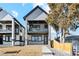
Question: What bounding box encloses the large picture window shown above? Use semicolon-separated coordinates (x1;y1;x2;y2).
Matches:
32;35;42;42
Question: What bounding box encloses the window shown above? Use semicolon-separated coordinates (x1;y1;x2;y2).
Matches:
5;36;11;42
6;25;12;31
15;28;19;33
15;25;19;33
31;25;40;30
32;35;42;42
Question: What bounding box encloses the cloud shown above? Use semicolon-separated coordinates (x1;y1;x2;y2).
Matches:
22;3;26;7
11;10;18;17
32;3;50;13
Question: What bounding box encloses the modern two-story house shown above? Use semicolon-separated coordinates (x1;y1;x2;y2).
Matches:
0;8;25;46
24;6;51;45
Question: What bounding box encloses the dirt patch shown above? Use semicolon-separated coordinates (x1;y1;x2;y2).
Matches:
0;45;42;56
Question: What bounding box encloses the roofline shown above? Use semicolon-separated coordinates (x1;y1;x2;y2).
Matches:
0;8;25;29
23;6;48;20
13;18;25;29
7;12;25;29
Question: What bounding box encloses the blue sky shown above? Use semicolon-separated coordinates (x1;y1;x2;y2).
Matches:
0;3;33;27
0;3;79;36
0;3;50;27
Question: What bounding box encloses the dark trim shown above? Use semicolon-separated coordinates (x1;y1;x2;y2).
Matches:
5;36;11;42
0;8;25;29
31;35;42;42
23;6;48;20
13;18;25;29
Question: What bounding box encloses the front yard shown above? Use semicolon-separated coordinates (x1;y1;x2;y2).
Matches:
0;45;42;56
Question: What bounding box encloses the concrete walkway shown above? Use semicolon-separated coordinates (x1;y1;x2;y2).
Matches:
51;48;72;56
42;46;54;56
42;45;72;56
47;46;72;56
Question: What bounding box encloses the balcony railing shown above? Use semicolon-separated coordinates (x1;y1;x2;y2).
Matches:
27;28;48;33
0;29;12;33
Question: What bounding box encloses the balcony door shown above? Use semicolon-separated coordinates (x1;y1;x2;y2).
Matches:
30;24;40;31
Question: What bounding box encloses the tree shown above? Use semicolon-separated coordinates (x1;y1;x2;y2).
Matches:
47;3;79;43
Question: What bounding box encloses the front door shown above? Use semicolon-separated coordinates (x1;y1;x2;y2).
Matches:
0;36;3;44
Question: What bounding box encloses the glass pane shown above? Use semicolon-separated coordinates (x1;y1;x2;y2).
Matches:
6;36;8;41
39;36;41;41
6;25;12;31
32;35;42;42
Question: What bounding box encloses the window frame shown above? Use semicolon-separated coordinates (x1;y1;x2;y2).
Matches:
31;35;42;42
5;36;11;42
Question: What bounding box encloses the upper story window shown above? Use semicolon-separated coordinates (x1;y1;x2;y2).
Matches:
5;36;11;42
15;25;19;33
30;24;40;30
16;28;19;33
6;25;12;31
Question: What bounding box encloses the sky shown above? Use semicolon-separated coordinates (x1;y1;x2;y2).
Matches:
0;3;79;37
0;3;50;27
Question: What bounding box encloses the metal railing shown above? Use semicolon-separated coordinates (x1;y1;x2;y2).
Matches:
0;29;12;33
27;28;48;33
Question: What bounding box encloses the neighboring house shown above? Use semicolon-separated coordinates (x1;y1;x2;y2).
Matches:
0;8;25;46
24;6;51;45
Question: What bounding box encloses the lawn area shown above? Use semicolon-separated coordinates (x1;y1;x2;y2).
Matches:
0;45;42;56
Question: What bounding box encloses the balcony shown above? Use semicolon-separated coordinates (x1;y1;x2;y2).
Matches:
27;28;48;34
0;29;19;34
0;29;12;33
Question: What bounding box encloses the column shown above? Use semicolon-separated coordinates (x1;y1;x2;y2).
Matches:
59;27;62;43
48;24;51;46
12;19;15;46
25;21;28;45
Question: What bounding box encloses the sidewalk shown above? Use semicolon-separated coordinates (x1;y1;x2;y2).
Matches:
42;46;54;56
47;46;72;56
